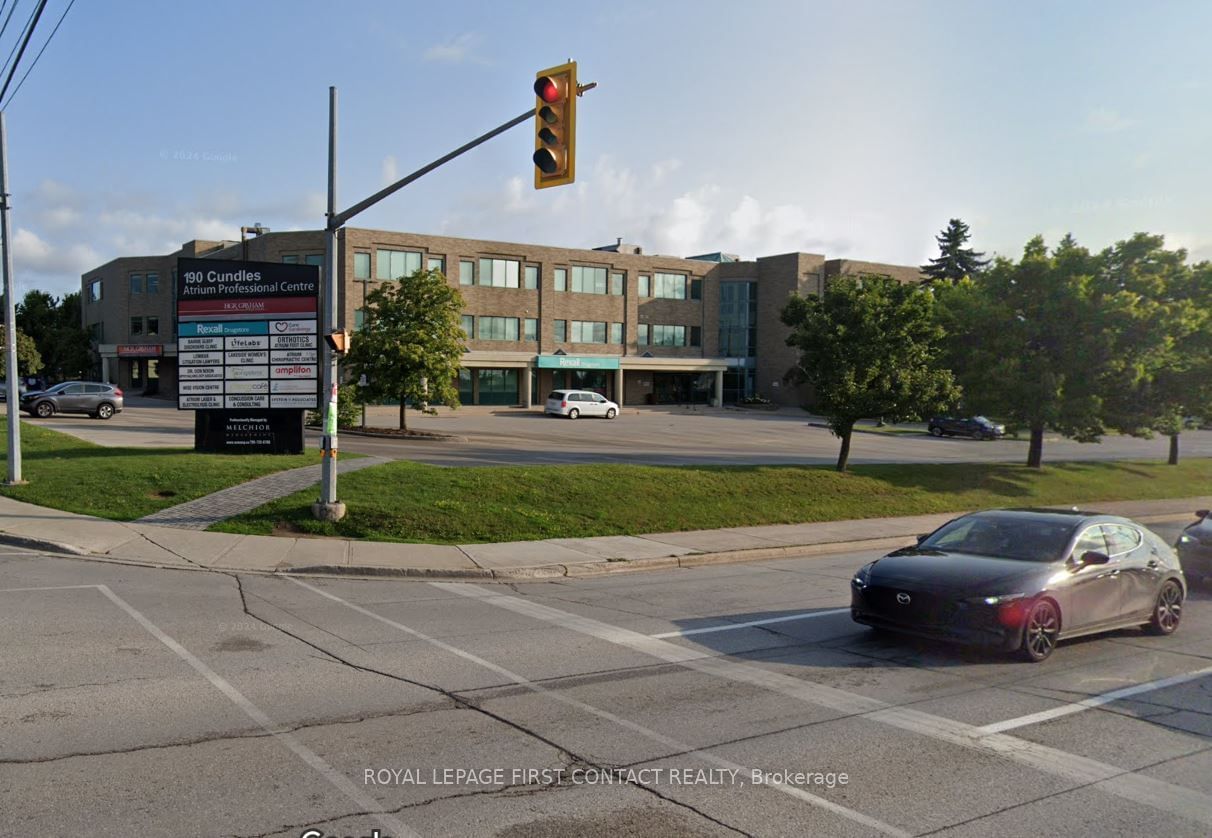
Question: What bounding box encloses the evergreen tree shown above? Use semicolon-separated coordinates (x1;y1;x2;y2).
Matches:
921;218;990;282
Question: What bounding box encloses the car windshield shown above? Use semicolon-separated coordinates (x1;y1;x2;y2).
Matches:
920;516;1075;562
973;416;991;424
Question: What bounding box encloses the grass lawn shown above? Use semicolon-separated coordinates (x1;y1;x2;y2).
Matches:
0;417;323;520
211;457;1212;544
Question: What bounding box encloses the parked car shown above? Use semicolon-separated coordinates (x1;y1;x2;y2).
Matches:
850;508;1186;661
0;380;27;402
545;389;619;419
1176;509;1212;585
928;415;1005;439
20;381;124;419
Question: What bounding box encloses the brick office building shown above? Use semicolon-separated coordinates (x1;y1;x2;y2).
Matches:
81;228;921;408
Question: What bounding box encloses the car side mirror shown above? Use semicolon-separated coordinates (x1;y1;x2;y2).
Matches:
915;534;928;544
1079;550;1110;566
1196;509;1210;519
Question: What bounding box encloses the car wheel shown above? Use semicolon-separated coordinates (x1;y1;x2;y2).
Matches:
567;408;579;420
1146;580;1183;636
929;426;943;437
1020;599;1060;662
96;403;115;420
605;408;617;419
34;401;54;418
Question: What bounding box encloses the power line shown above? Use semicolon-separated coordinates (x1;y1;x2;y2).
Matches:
0;0;45;104
0;2;15;47
0;0;36;88
3;0;73;108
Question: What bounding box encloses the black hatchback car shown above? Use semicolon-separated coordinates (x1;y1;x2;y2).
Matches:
851;509;1186;661
927;415;1005;439
1176;509;1212;585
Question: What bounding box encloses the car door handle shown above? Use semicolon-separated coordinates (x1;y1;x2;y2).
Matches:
1147;559;1160;569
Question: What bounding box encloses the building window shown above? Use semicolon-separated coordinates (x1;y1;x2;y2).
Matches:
130;274;142;294
477;368;518;406
650;324;687;346
146;316;160;336
428;255;445;274
690;278;703;300
554;268;567;291
690;325;701;347
477;316;519;341
87;322;103;341
638;275;650;297
377;248;422;281
553;319;567;342
460;314;474;337
130;316;143;336
570;265;610;295
459;259;475;286
282;255;299;264
354;252;371;279
571;321;607;344
356;309;368;331
305;254;324;281
653;272;687;299
637;324;649;345
719;281;758;357
524;265;538;290
479;258;520;288
147;273;160;294
610;322;623;344
524;318;538;341
610;272;624;296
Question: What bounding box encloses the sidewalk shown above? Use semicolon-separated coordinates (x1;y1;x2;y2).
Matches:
0;494;1207;581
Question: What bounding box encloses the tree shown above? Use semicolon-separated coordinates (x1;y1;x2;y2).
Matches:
921;218;990;282
936;235;1110;468
781;275;959;471
15;290;92;380
0;325;44;377
344;268;466;431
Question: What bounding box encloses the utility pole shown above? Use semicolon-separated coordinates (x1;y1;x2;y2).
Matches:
1;111;23;485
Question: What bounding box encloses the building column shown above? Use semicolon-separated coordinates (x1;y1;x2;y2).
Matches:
615;367;624;406
522;366;533;408
714;369;724;407
101;355;111;383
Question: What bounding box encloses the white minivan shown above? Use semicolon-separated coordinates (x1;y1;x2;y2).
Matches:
545;389;619;419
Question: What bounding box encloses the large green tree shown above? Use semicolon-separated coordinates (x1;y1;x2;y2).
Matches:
344;268;466;430
921;218;990;282
782;275;959;471
936;235;1112;468
15;290;92;380
0;325;44;377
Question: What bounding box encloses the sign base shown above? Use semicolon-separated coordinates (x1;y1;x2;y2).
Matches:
194;410;305;454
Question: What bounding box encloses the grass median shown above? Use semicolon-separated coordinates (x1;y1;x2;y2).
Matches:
210;457;1212;544
0;417;323;520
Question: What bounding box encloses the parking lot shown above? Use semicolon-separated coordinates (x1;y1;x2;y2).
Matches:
2;517;1209;837
11;398;1212;467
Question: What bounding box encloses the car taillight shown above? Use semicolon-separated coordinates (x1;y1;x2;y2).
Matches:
113;388;123;397
561;400;567;407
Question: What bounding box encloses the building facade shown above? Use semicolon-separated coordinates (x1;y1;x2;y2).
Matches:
80;229;922;409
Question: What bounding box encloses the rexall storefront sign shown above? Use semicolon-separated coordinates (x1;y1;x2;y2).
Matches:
536;355;620;370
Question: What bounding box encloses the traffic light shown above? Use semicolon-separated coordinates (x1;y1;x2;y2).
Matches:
324;329;352;356
533;61;577;189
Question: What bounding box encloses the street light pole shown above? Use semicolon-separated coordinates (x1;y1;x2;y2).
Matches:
314;86;344;521
1;111;24;485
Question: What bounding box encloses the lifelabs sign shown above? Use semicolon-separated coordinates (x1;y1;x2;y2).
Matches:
176;257;319;454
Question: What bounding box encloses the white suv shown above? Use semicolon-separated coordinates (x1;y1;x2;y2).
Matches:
545;389;619;419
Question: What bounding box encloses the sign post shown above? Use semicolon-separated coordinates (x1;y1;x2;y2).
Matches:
175;257;320;454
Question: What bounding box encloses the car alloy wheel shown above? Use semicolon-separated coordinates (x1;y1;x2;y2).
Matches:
1147;580;1183;635
97;403;115;420
1020;599;1059;662
929;426;943;437
567;408;579;420
606;408;617;419
34;401;54;418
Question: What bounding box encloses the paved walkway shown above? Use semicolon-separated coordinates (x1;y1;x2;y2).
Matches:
133;456;391;529
0;492;1206;581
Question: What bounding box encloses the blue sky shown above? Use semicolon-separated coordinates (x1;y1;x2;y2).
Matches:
5;0;1211;297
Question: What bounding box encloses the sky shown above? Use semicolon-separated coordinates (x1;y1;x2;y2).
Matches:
3;0;1211;298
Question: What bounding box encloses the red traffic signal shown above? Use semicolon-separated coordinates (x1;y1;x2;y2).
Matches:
533;61;577;189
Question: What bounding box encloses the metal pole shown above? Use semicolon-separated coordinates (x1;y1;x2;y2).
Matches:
1;111;22;485
315;86;343;520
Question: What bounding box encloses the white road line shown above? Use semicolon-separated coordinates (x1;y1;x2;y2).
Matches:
433;582;1212;831
0;584;106;592
288;576;910;838
12;583;418;838
976;664;1212;735
651;608;851;638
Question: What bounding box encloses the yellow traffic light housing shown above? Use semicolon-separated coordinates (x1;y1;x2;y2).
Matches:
533;61;577;189
324;328;352;356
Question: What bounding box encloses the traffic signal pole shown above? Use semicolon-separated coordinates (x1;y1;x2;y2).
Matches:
313;80;594;521
1;112;23;486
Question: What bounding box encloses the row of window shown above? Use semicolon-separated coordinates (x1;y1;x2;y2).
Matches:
448;315;697;346
638;324;701;347
129;316;161;337
129;273;161;294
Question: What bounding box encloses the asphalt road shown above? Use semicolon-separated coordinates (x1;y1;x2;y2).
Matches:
10;399;1212;467
4;522;1211;837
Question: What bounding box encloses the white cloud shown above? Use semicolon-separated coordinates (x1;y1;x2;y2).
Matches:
423;33;485;64
11;228;100;295
1085;107;1136;133
381;155;398;187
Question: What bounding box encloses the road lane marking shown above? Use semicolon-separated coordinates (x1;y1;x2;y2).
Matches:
433;582;1212;830
0;584;108;592
975;664;1212;735
4;583;418;838
288;576;911;837
651;608;851;638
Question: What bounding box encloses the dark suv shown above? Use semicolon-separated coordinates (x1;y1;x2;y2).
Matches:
21;381;125;420
927;415;1005;440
